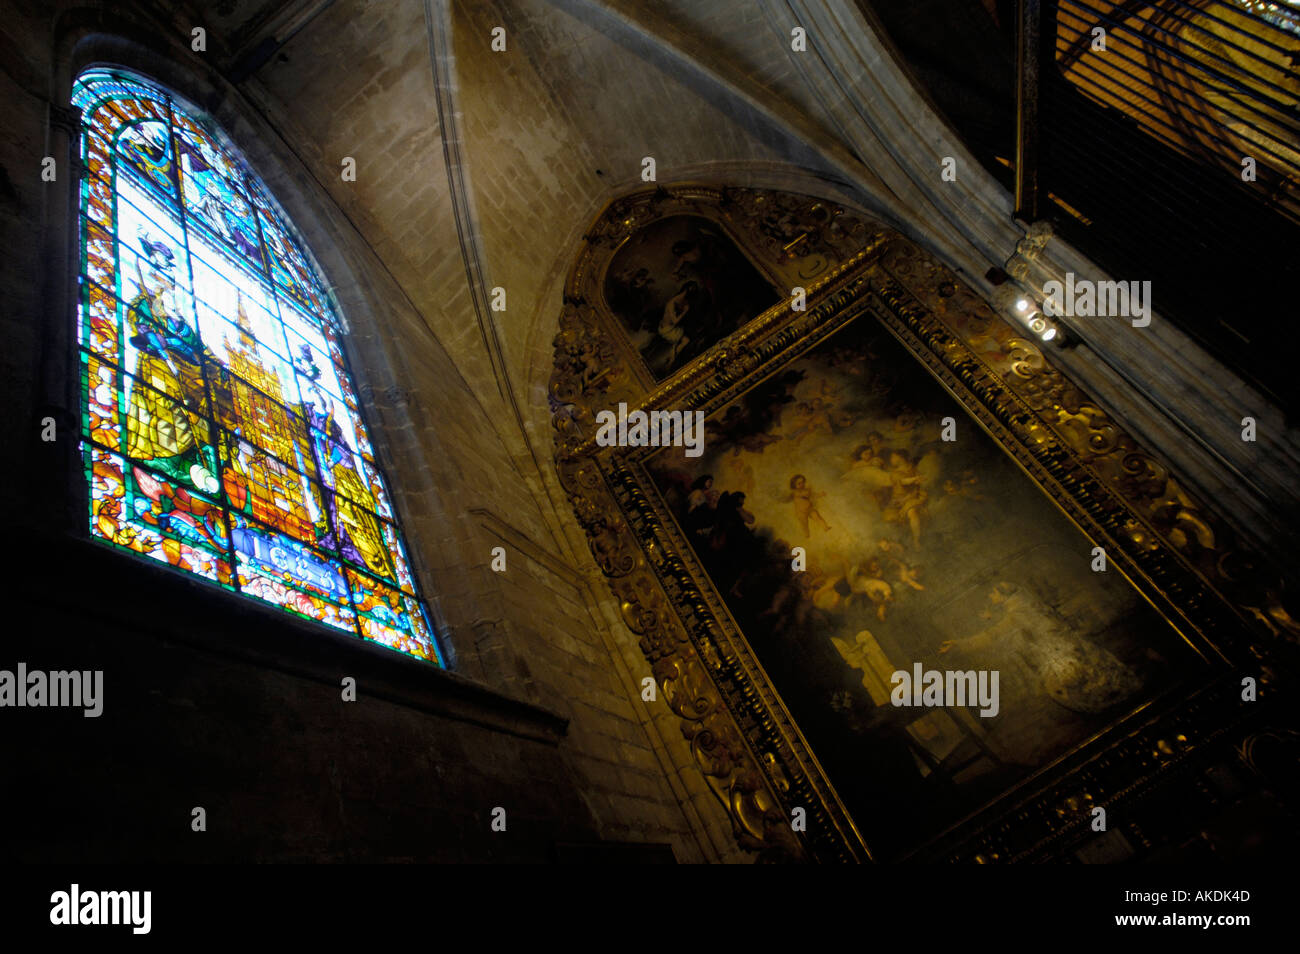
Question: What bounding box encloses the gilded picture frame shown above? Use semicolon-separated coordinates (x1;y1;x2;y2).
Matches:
550;185;1292;862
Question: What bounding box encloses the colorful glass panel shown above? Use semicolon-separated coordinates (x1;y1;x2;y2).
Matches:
73;68;442;665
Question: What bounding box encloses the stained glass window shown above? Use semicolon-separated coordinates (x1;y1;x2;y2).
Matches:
72;67;443;665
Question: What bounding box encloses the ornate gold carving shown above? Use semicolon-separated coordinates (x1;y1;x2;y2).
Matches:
551;185;1292;862
718;187;879;282
876;238;1299;653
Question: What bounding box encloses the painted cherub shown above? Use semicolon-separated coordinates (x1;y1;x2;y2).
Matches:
844;563;894;621
783;474;831;536
882;450;929;547
877;537;925;592
785;380;847;443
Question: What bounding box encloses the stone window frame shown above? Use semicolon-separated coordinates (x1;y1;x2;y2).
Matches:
28;18;563;734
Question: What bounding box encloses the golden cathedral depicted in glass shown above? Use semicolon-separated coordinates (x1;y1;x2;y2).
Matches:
73;67;440;664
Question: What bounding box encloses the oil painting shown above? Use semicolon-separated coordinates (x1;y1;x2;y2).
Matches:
645;318;1204;858
603;215;778;378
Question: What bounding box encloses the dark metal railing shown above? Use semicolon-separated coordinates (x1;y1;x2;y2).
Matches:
1015;0;1300;413
1051;0;1300;217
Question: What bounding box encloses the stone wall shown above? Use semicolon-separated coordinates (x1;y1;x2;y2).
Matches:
3;0;1292;864
0;0;749;863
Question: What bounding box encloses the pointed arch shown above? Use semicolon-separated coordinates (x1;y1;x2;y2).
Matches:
72;67;442;665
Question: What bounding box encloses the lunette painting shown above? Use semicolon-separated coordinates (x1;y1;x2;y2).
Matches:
644;317;1206;858
603;214;778;379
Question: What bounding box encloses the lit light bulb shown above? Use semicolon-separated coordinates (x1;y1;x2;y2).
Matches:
1015;299;1030;312
1041;328;1057;342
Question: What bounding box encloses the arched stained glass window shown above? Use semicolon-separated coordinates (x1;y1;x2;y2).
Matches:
72;67;443;665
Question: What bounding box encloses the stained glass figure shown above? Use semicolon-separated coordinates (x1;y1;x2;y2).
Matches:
73;68;442;665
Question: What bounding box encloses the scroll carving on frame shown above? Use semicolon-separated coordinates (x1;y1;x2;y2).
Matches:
550;185;1294;862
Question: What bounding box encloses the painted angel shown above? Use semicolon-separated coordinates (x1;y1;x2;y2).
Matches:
782;474;831;536
844;445;939;546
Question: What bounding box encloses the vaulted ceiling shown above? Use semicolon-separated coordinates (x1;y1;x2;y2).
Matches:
188;0;1026;562
3;0;1292;573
